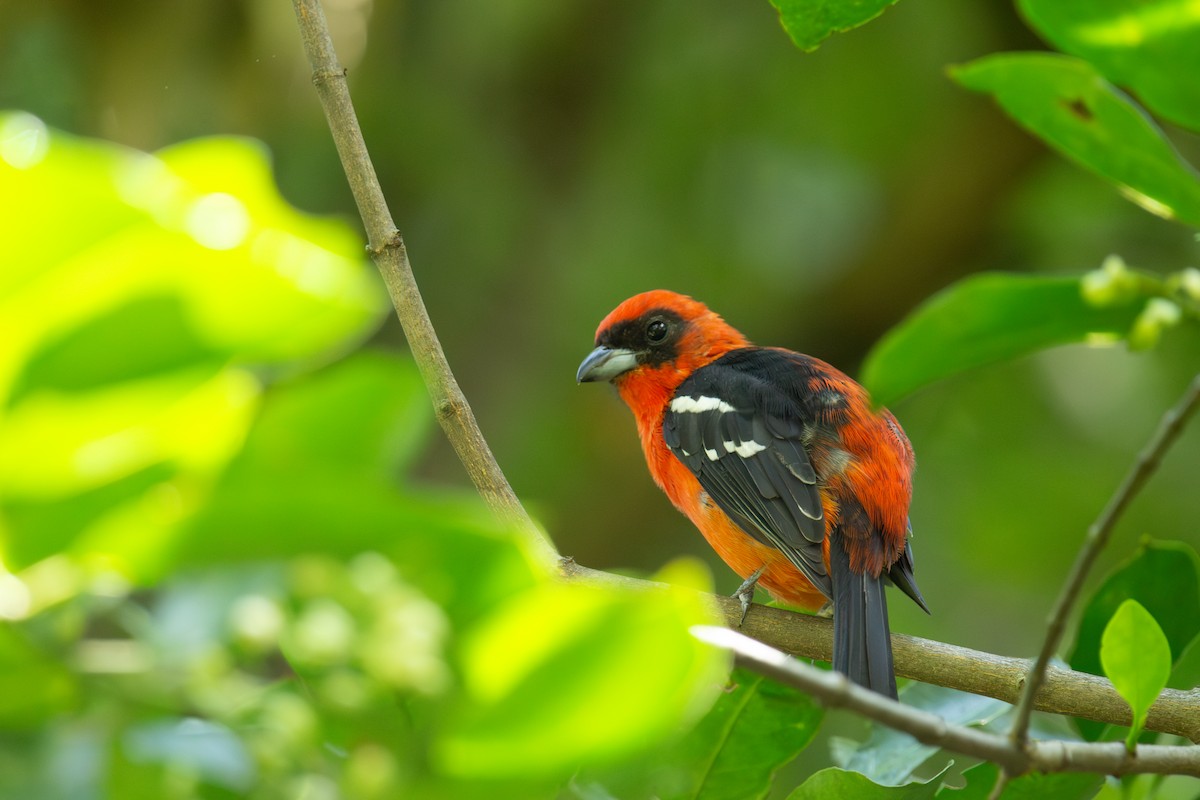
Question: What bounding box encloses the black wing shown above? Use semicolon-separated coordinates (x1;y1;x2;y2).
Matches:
662;350;830;598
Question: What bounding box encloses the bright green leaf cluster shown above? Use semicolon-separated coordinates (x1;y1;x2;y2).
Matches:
0;117;732;799
0;110;387;581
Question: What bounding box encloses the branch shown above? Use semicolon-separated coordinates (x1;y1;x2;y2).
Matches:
559;560;1200;743
290;0;553;563
692;626;1200;779
1010;372;1200;750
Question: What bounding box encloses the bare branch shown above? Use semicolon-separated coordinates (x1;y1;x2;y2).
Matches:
559;560;1200;742
1011;373;1200;749
289;0;553;562
693;626;1200;779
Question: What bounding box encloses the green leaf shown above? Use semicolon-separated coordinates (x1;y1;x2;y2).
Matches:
566;666;821;800
942;762;1102;800
787;767;942;800
435;580;729;780
831;683;1007;786
220;350;433;480
951;53;1200;227
1070;539;1200;739
860;272;1142;407
1168;631;1200;691
768;0;900;52
1070;539;1200;680
0;624;78;728
0;114;386;580
673;668;822;800
1100;599;1172;749
1018;0;1200;131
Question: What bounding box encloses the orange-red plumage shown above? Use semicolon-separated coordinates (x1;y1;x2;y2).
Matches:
578;290;926;698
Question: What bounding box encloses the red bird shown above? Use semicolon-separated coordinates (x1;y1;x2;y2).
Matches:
577;290;927;698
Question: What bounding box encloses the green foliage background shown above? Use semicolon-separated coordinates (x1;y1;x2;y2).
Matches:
2;1;1200;798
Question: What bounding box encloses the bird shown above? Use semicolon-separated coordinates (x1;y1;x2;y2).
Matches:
576;290;928;698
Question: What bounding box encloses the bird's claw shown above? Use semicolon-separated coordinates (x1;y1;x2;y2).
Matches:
733;566;766;626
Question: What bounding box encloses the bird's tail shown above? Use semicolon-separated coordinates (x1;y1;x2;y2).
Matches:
830;529;897;699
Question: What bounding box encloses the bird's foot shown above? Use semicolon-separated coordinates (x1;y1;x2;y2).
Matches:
733;566;766;626
815;601;834;619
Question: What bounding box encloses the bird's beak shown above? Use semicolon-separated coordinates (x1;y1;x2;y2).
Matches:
576;346;639;383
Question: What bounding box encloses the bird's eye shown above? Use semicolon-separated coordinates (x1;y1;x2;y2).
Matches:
646;319;669;343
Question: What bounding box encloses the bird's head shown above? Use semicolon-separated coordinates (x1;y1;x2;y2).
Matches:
576;290;750;396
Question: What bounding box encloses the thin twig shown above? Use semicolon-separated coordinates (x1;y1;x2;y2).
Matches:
560;560;1200;742
289;0;554;563
693;626;1200;779
1010;373;1200;752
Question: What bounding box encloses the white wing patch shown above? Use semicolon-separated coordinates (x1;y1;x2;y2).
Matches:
724;439;766;458
670;395;735;414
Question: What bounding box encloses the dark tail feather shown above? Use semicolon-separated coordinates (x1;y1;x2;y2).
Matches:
831;530;897;699
887;539;930;615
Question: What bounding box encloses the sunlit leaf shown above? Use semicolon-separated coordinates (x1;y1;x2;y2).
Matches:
0;113;386;579
223;350;433;479
1100;600;1171;749
436;580;728;780
768;0;901;52
860;273;1143;407
951;53;1200;227
1018;0;1200;131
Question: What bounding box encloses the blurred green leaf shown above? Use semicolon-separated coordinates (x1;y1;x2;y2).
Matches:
7;294;223;404
670;668;822;800
564;664;821;800
831;683;1007;786
1168;631;1200;691
182;479;536;627
768;0;901;52
1017;0;1200;131
951;53;1200;227
860;273;1142;407
787;767;942;799
220;350;433;480
0;114;386;580
122;718;256;793
0;624;77;728
1100;600;1171;749
943;762;1102;800
436;580;728;780
171;351;542;626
